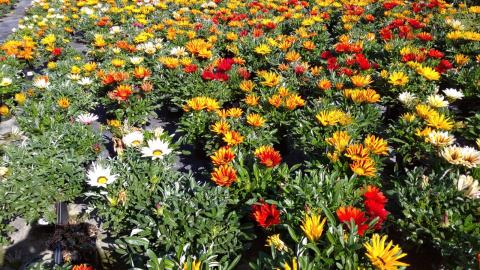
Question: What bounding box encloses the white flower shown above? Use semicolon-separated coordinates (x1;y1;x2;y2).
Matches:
443;88;464;101
397;91;416;106
123;131;144;147
67;74;81;81
33;77;50;89
427;94;449;108
170;46;187;57
86;163;118;188
76;113;99;125
0;78;12;87
109;26;122;34
141;138;172;160
130;56;144;65
77;77;93;86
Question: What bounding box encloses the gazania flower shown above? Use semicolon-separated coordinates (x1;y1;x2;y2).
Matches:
365;135;389;155
76;113;99;125
285;51;301;62
250;201;281;228
77;77;93;87
223;130;244;146
388;72;409;86
183;260;201;270
268;95;283;107
72;265;93;270
83;62;98;72
416;66;440;80
361;185;388;204
415;104;435;119
441;146;464;165
115;85;133;100
254;145;282;167
285;94;305;109
325;130;351;153
0;105;9;116
261;72;281;87
350;158;377;177
301;214;327;242
245;94;260;106
460;147;480;168
427;94;449;108
364;234;409;270
364;199;388;230
57;97;70;109
33;75;50;89
318;78;332;90
254;43;271;55
122;131;144;147
247;113;265;127
336;206;368;236
265;234;287;251
239;80;255;92
454;54;470;66
454;175;476;192
86;163;118;188
111;58;125;67
141;138;172;160
15;92;26;103
211;121;230;134
227;108;243;118
351;75;373;87
398;92;416;107
345;143;370;161
210;147;235;166
426;113;453;130
428;130;455;147
443;88;464;101
133;66;151;79
282;258;297;270
400;113;416;123
417;32;434;41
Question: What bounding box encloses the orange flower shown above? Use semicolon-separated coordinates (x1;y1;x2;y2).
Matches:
278;87;290;97
223;130;244;146
113;71;130;82
344;143;370;161
261;72;281;87
245;94;260;106
239;80;256;92
311;66;322;76
350;158;376;177
133;66;151;79
364;135;389;155
247;113;265;127
268;94;283;107
285;51;301;62
211;121;230;134
115;85;133;100
83;62;98;72
72;265;92;270
318;79;332;90
351;75;373;87
325;130;351;153
303;41;315;50
254;146;282;167
285;94;305;109
210;147;235;166
211;165;237;186
141;81;153;92
336;206;368;236
227;108;243;118
217;109;228;118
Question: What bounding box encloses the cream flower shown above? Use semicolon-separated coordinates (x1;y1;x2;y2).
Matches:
398;92;416;107
76;113;99;125
427;94;449;108
86;163;118;188
141;138;172;160
123;131;144;147
442;88;464;101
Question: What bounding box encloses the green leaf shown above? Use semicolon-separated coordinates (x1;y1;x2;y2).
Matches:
318;201;336;226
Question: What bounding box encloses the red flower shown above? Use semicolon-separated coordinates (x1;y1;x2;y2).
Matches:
364;199;388;230
214;72;229;82
202;70;215;81
184;64;198;73
250;201;281;228
336;206;368;236
52;48;63;56
361;185;388;204
217;59;233;72
428;49;444;58
254;146;282;167
321;51;333;59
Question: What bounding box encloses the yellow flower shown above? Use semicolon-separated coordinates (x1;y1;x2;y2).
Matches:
239;80;256;92
351;75;373;87
70;65;81;74
454;54;470;66
57;97;70;109
325;130;351;153
41;34;55;45
426;113;454;130
83;62;98;72
0;105;9;116
15;92;26;103
111;59;125;67
301;214;327;242
47;62;56;69
261;72;281;87
254;43;271;55
400;113;416;123
416;66;440;80
247;113;265;127
265;234;287;251
364;234;409;270
380;70;389;79
282;258;297;270
183;259;201;270
388;72;408;86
